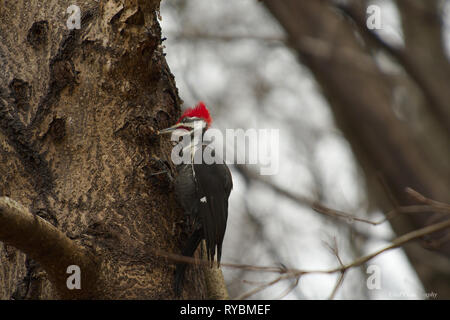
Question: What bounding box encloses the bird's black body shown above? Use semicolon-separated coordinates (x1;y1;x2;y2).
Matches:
174;152;233;295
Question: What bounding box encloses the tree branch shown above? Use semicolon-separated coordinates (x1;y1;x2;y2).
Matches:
154;215;450;299
236;166;448;227
334;2;450;136
0;197;100;299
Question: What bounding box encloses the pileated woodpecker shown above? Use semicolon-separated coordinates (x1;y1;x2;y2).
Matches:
158;102;233;296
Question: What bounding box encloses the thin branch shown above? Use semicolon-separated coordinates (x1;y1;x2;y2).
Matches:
238;217;450;299
0;197;99;299
149;181;450;300
333;219;450;273
161;220;450;275
329;271;346;300
406;187;450;211
154;217;450;299
234;275;286;300
324;237;346;300
152;248;283;273
312;202;382;226
236;166;449;226
236;165;378;224
273;275;300;300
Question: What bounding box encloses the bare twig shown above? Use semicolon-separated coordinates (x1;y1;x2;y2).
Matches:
333;219;450;272
234;275;286;300
406;188;450;210
235;165;382;225
273;275;301;300
329;271;346;300
153;215;450;299
324;237;346;299
237;166;449;227
237;217;450;299
312;202;382;225
149;179;450;300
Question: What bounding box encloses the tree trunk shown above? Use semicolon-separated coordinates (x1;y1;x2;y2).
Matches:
0;0;222;299
263;0;450;298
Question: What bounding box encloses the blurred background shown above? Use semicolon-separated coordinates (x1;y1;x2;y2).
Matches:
160;0;450;299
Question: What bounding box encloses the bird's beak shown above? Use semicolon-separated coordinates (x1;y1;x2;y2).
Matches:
158;123;181;135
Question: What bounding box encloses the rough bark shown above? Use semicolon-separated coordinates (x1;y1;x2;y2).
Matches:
0;197;99;299
0;0;225;299
263;0;450;298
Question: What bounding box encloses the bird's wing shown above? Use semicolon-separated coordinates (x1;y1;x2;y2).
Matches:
193;162;232;265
